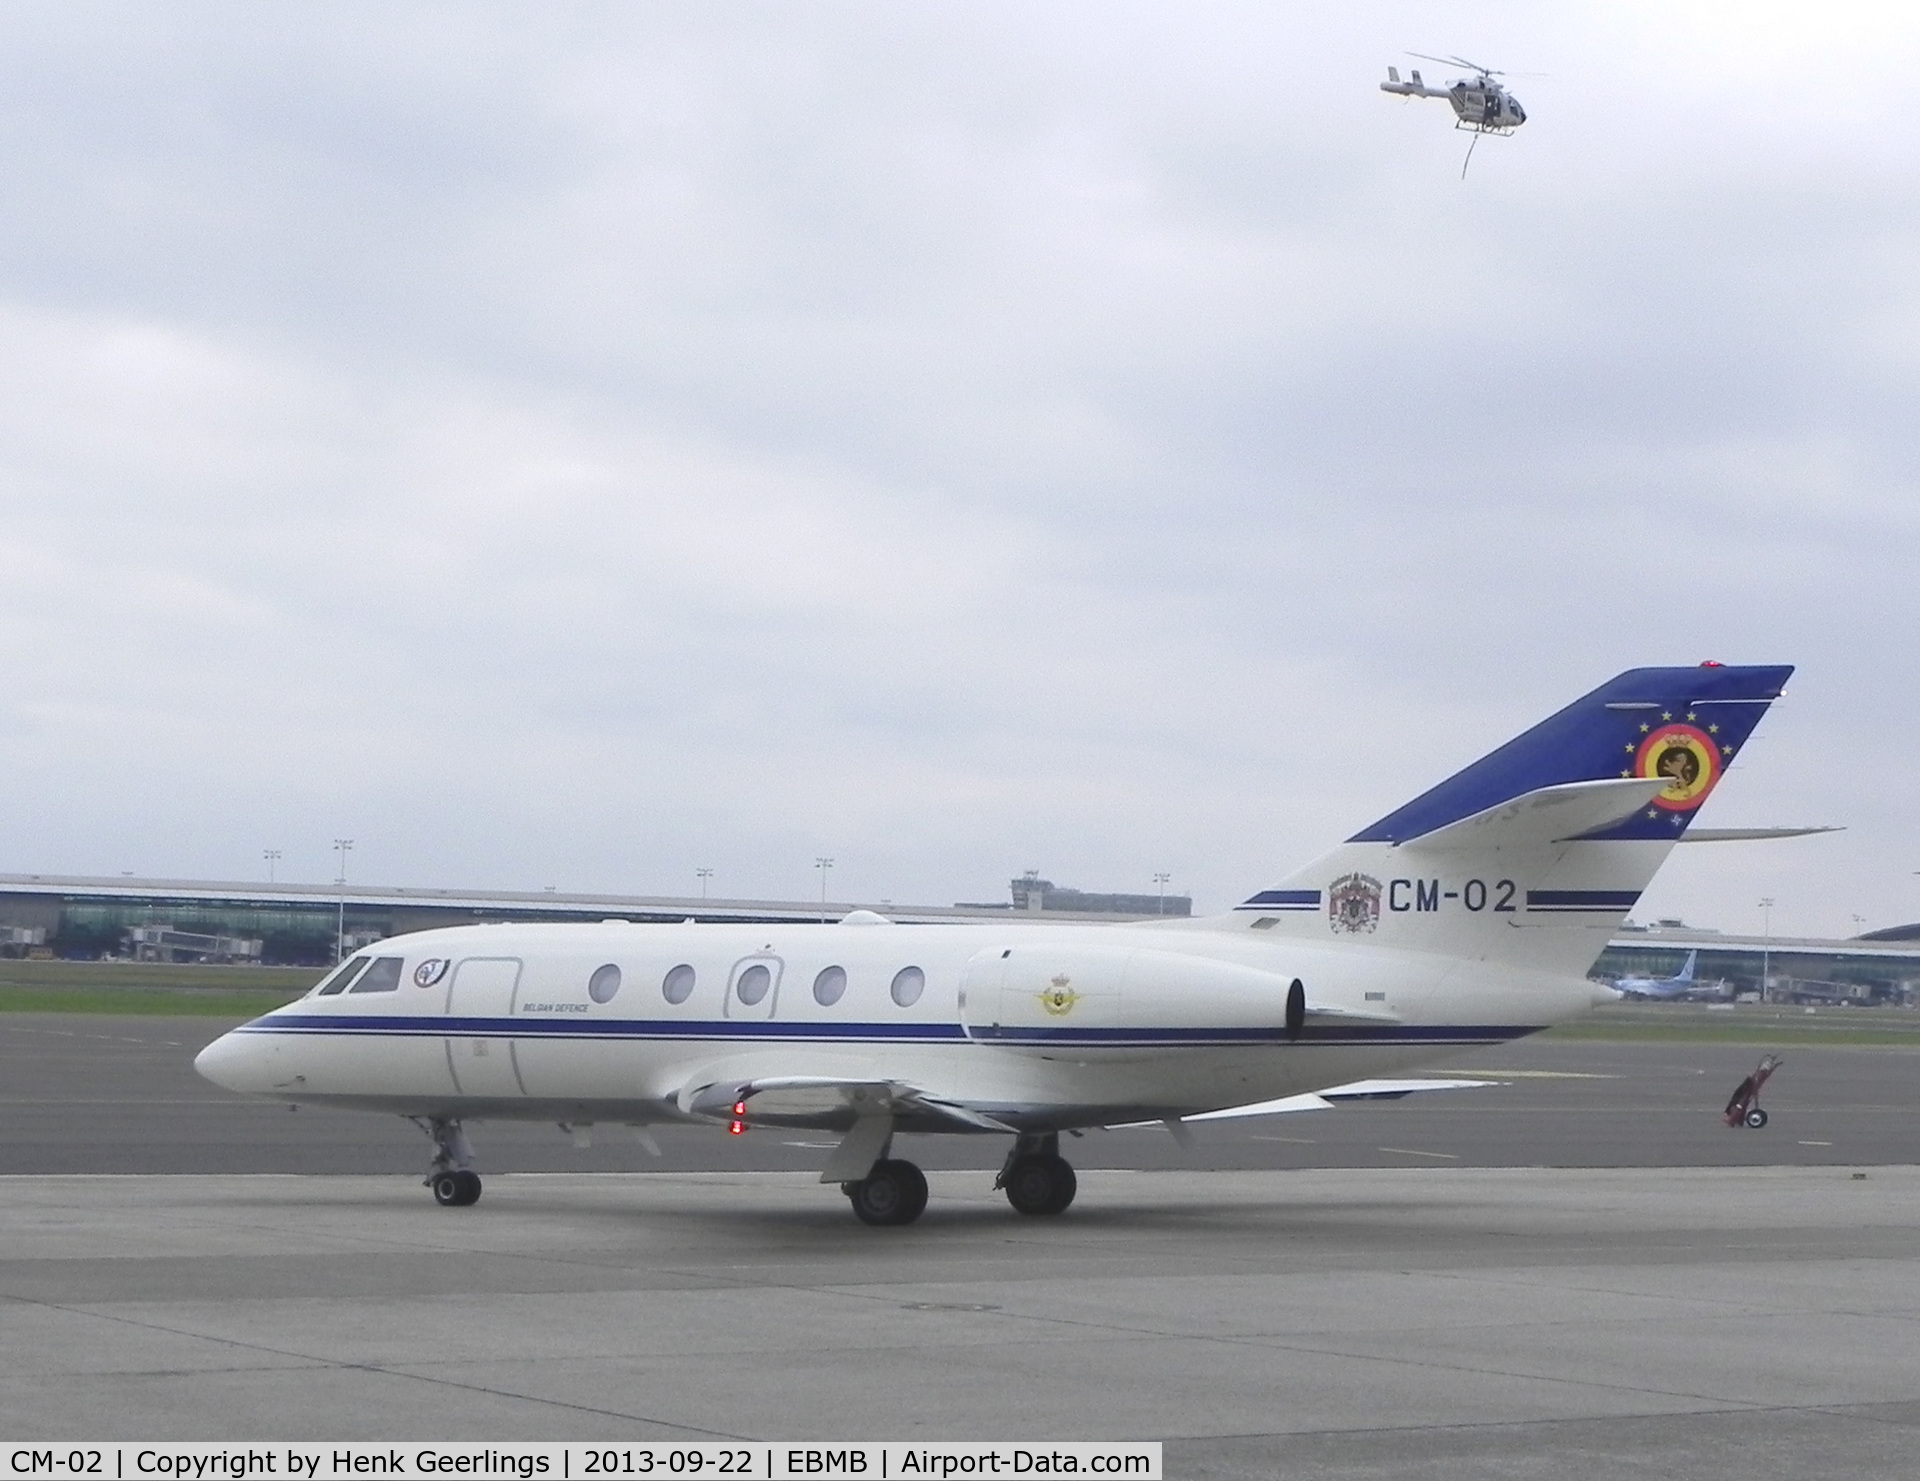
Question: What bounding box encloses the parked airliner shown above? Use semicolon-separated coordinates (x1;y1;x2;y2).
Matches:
196;663;1793;1225
1611;949;1711;1001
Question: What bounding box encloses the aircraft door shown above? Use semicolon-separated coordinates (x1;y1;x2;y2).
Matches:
443;956;526;1098
725;955;782;1021
959;948;1006;1040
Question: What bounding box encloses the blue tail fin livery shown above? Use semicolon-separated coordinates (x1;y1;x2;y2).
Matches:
1241;664;1793;976
1351;664;1793;844
1613;949;1706;1000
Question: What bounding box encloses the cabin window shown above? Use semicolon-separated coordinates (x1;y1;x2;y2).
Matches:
348;956;405;993
662;963;696;1004
315;957;370;996
736;963;772;1005
813;965;847;1006
890;965;925;1007
588;963;622;1004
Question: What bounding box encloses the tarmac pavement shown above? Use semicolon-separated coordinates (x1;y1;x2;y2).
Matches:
4;1014;1919;1477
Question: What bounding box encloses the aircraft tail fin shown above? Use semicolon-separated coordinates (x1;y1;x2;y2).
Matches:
1346;664;1792;846
1228;664;1793;979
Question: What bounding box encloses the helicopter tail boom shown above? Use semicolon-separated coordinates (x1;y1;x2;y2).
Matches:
1381;65;1450;99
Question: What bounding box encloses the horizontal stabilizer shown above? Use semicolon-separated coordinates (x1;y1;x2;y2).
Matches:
1678;826;1843;843
1399;777;1667;851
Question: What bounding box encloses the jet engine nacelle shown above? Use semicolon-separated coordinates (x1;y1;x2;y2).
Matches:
961;943;1302;1046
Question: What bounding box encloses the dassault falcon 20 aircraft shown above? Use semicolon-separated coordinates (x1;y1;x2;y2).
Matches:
197;663;1794;1225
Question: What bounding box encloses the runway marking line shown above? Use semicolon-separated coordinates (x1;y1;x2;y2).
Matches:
1798;1140;1834;1146
1440;1070;1619;1080
1379;1147;1460;1159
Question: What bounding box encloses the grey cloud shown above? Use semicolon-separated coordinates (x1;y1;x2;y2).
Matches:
0;2;1914;930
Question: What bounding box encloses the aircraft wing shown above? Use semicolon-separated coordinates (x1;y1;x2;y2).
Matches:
677;1074;1018;1133
1109;1077;1501;1129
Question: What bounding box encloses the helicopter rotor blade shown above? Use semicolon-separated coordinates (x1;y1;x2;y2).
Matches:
1407;51;1503;76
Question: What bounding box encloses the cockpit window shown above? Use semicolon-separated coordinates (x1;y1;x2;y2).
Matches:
348;956;405;993
315;957;370;996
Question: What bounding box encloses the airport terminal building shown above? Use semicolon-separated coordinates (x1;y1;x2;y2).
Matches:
1596;923;1920;1006
0;871;1192;966
2;872;1915;1003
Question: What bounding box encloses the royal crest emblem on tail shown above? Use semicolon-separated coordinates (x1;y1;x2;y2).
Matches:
1328;872;1383;934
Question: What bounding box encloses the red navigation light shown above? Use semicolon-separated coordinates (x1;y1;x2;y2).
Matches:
1698;659;1724;667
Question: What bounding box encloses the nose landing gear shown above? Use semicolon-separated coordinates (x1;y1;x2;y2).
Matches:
416;1116;482;1206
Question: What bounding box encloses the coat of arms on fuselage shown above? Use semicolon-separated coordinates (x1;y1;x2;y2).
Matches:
1328;872;1383;934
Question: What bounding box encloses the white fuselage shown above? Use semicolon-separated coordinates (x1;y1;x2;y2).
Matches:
195;914;1593;1133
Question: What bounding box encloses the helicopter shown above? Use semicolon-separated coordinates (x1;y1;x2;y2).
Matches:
1381;54;1526;174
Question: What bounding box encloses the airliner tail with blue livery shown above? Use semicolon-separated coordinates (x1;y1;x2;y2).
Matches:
1612;949;1709;1000
196;663;1794;1224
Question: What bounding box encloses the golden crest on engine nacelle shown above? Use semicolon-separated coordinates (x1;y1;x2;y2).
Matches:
1039;973;1081;1016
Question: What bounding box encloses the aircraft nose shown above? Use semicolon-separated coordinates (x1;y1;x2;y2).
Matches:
194;1028;274;1094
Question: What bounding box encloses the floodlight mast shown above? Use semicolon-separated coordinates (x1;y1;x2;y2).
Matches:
334;838;354;964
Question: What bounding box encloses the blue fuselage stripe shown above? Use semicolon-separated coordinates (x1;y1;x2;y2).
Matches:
241;1015;1538;1048
1240;890;1323;908
1526;890;1641;907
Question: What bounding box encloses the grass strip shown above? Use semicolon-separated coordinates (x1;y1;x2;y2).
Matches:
0;987;308;1015
1544;1003;1920;1047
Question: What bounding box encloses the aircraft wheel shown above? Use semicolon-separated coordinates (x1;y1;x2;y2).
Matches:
431;1170;483;1206
1003;1154;1076;1216
1744;1108;1768;1129
849;1159;927;1226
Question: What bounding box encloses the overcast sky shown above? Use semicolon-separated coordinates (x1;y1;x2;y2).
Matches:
0;2;1914;935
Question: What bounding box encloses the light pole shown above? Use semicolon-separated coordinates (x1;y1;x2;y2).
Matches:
263;849;281;884
333;838;354;964
696;867;713;900
1758;896;1775;1001
815;857;834;923
1153;872;1171;915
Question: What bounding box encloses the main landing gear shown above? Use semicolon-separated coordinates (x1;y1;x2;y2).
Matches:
996;1133;1077;1217
417;1116;482;1207
841;1134;1079;1226
844;1158;930;1227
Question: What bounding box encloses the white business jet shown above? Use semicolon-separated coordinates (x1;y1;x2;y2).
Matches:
197;663;1793;1225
